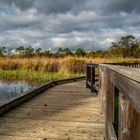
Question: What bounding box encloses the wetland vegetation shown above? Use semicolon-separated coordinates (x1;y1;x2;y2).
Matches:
0;35;139;102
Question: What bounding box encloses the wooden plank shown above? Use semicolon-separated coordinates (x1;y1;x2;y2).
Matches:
0;81;105;140
0;76;85;115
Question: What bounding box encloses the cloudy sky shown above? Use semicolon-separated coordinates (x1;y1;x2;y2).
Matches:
0;0;140;51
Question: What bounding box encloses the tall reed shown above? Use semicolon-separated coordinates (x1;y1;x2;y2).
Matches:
0;56;139;74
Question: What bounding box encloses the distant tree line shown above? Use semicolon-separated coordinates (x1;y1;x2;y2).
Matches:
109;35;140;58
0;35;140;58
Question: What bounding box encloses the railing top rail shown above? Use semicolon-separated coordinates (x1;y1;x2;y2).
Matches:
86;62;140;67
100;64;140;83
105;62;140;65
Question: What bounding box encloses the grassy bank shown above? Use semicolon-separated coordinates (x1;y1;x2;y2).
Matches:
0;70;83;84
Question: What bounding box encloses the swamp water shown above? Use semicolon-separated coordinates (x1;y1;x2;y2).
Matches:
0;81;37;103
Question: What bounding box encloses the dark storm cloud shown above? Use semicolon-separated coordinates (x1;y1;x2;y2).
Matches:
0;0;84;14
0;0;35;10
105;0;140;13
34;0;84;15
0;0;140;50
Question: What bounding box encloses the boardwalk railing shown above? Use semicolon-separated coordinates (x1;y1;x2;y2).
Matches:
86;62;140;140
86;62;140;92
86;63;99;92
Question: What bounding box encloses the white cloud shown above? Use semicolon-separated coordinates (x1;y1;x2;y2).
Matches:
0;0;140;50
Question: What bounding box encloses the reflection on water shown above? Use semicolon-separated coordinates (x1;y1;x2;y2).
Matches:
0;81;34;103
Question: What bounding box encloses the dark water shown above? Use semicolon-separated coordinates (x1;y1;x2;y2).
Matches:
0;81;35;103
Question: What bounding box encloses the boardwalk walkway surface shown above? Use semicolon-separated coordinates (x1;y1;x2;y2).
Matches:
0;81;105;140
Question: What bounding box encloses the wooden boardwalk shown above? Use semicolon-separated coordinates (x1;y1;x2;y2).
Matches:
0;81;105;140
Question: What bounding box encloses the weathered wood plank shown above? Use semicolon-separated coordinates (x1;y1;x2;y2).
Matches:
0;77;85;115
0;81;105;140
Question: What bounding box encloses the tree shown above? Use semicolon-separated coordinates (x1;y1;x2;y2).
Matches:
0;47;6;56
35;48;42;56
119;35;136;58
109;42;123;57
55;47;64;57
16;46;25;55
109;35;140;58
75;48;86;57
6;48;12;56
24;46;34;57
44;50;52;57
129;41;140;58
86;49;95;57
63;48;73;56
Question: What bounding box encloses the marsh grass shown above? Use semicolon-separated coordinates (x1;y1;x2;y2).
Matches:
0;70;83;84
0;56;139;83
0;56;139;73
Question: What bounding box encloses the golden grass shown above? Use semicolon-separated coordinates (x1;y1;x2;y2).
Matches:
0;56;139;74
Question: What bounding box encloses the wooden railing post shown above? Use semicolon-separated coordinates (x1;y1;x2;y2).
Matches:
104;76;115;123
91;67;95;92
103;74;116;140
86;66;90;88
98;67;105;109
118;93;140;140
86;64;98;92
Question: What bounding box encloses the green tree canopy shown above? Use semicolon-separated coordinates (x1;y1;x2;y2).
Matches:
16;46;25;54
35;48;42;56
24;46;34;57
63;48;73;56
0;47;6;56
109;35;140;58
75;48;86;57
